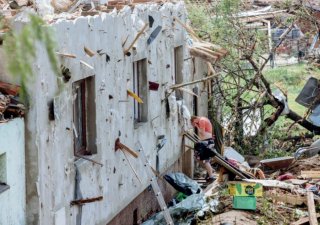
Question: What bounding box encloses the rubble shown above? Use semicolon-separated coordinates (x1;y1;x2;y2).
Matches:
0;81;24;121
138;144;320;224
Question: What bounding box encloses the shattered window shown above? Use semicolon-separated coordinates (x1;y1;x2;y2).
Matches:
73;76;97;156
174;46;184;100
133;59;148;124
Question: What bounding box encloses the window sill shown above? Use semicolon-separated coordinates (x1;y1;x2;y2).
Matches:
134;121;147;129
0;183;10;194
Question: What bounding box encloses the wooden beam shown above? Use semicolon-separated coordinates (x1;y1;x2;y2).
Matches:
56;52;77;58
169;74;220;90
177;87;199;97
301;171;320;179
84;46;95;57
121;149;142;184
75;154;103;167
123;23;149;55
173;16;200;41
194;46;223;59
115;138;139;158
265;191;306;206
307;191;318;225
292;214;320;225
70;196;103;205
193;42;228;55
189;47;218;62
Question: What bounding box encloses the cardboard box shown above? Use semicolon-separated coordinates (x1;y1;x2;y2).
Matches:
228;182;263;197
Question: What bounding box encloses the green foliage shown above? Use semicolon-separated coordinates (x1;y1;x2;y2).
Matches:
261;147;291;159
187;1;320;156
3;14;60;103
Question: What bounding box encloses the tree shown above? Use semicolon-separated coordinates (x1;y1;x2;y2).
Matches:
187;0;320;155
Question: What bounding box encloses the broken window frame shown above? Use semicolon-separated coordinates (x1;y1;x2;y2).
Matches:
174;46;184;100
133;58;148;125
73;76;97;156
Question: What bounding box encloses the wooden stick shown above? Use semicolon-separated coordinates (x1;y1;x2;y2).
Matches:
292;214;320;225
173;16;200;41
307;191;318;225
124;23;149;55
194;46;224;58
193;42;228;55
169;74;220;90
115;138;139;158
79;60;94;70
184;144;194;150
84;46;95;57
75;154;103;167
71;196;103;205
56;52;77;58
207;62;215;76
188;130;200;141
177;87;199;97
121;149;142;184
189;47;218;62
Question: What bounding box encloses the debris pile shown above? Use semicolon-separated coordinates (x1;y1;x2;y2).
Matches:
0;81;25;121
141;143;320;225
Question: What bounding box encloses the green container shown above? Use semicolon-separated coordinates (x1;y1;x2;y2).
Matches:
233;196;256;210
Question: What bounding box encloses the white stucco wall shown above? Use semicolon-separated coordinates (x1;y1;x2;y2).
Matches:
0;118;25;225
22;2;209;225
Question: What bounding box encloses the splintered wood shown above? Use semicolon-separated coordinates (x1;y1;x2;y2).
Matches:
173;16;227;63
265;190;306;206
307;192;318;225
188;40;227;64
301;171;320;179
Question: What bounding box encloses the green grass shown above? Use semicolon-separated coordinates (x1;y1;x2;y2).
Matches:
264;63;320;115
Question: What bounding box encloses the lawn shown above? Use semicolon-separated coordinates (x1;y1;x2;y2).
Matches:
264;63;320;116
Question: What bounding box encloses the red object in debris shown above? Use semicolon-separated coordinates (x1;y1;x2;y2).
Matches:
149;81;159;91
0;81;20;96
227;158;239;168
277;173;294;181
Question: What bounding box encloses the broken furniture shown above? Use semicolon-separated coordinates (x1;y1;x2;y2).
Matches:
260;156;295;170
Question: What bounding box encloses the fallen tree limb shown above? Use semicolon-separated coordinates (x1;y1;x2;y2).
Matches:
286;110;320;134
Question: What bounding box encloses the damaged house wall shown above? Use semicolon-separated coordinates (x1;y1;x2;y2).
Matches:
20;2;209;225
0;118;25;225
